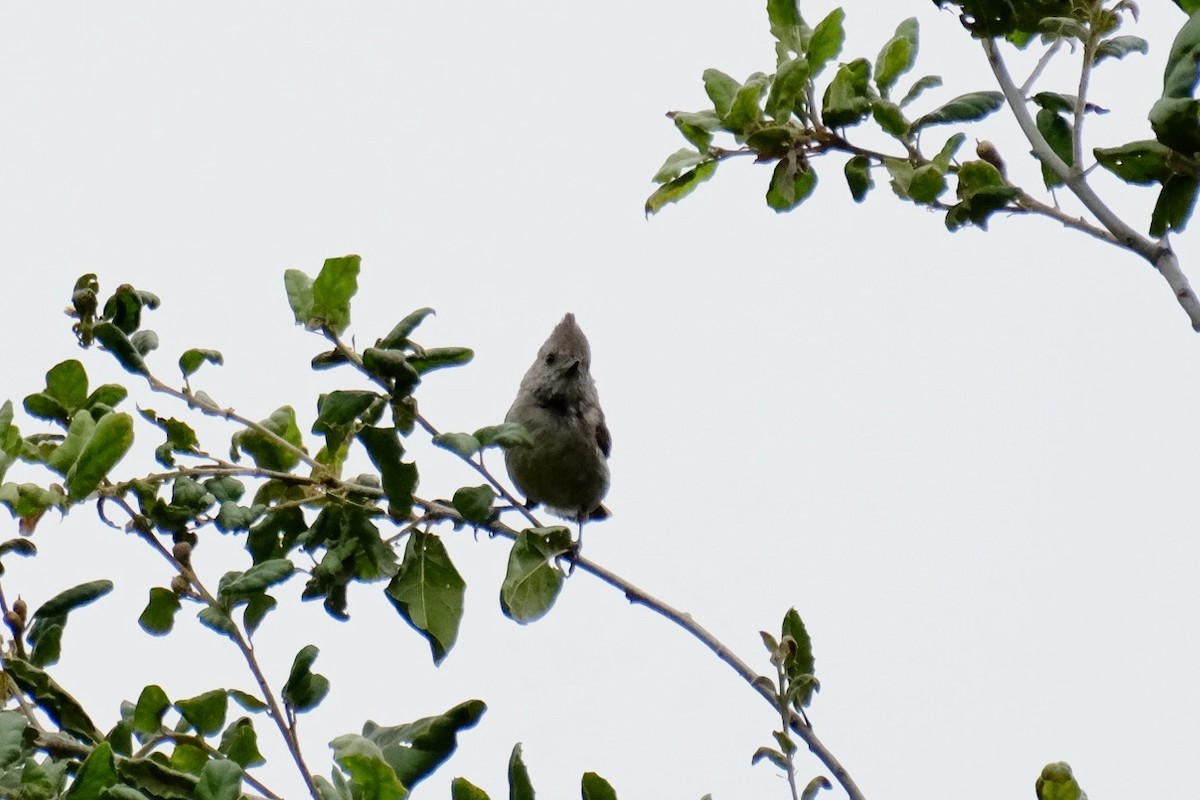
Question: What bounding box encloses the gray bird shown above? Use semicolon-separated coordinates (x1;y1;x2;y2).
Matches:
504;313;611;528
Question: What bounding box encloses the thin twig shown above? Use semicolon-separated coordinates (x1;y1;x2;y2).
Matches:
143;375;321;474
1072;18;1100;174
1020;39;1062;96
775;659;802;800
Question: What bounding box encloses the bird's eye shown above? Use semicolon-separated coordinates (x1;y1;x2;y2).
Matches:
544;353;557;366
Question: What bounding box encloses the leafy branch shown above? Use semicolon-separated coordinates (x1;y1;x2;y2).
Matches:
647;0;1200;331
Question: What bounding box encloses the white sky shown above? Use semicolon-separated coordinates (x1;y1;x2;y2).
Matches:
2;2;1198;799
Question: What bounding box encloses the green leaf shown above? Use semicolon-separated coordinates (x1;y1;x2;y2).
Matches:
751;746;789;769
44;360;88;412
766;58;811;121
1151;174;1200;235
283;645;330;713
875;18;919;97
92;322;148;376
766;154;818;212
363;699;485;789
911;91;1004;131
725;73;769;133
1035;762;1085;800
133;685;171;734
499;529;572;624
671;110;721;151
644;159;718;216
1093;140;1174;185
473;423;533;449
131;330;159;357
430;432;480;459
377;307;437;350
62;410;132;500
871;100;908;137
243;593;276;637
0;482;64;523
702;69;740;120
197;606;238;640
907;164;947;203
1030;92;1077;114
63;740;117;799
138;587;182;636
1149;96;1200;153
140;408;201;467
898;74;942;108
581;772;618;800
48;411;96;476
230;407;303;472
1035;109;1073;188
29;623;62;667
33;579;113;620
0;402;19;483
218;718;266;768
101;283;158;334
176;690;228;736
0;710;30;769
1162;11;1200;98
5;658;102;742
179;349;223;378
195;758;243;800
308;255;360;336
652;148;707;184
23;392;68;426
932;133;966;172
0;538;36;559
781;608;817;706
284;269;315;325
844;155;873;202
451;778;491;800
205;476;245;503
115;757;198;799
765;0;802;28
331;735;408;800
801;776;833;800
385;532;466;664
768;0;806;53
358;426;417;519
219;559;295;603
406;347;474;375
452;485;495;524
508;744;534;800
808;8;846;77
361;348;422;396
821;59;872;128
229;691;269;713
84;382;127;411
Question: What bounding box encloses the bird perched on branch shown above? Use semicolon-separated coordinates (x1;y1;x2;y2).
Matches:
505;313;611;536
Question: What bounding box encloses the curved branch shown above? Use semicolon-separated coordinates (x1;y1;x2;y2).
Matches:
982;38;1200;330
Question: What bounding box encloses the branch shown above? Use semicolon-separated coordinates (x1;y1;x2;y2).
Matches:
573;549;865;800
982;38;1200;331
1020;39;1062;96
1072;22;1099;175
110;495;322;800
143;374;321;474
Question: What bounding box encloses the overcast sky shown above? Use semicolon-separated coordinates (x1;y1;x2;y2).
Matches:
2;2;1198;799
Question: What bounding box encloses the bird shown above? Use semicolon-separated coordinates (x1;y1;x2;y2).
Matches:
504;313;611;541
